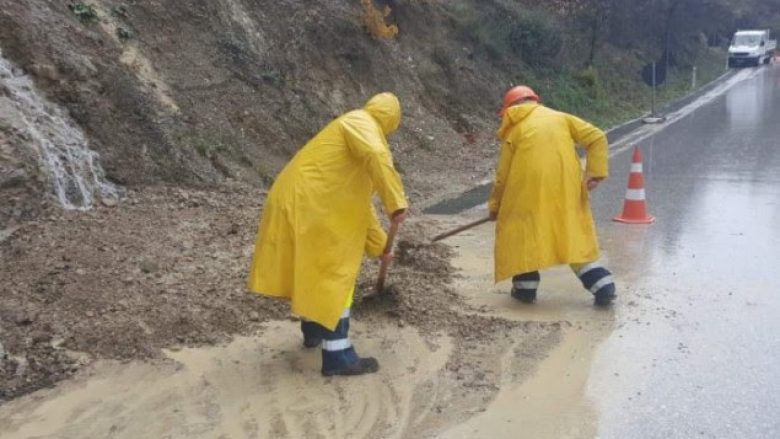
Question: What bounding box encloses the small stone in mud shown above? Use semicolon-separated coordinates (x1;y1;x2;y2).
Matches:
32;332;52;344
15;313;33;326
139;260;159;274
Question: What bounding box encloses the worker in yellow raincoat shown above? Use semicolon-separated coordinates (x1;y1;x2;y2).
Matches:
248;93;408;376
488;86;616;306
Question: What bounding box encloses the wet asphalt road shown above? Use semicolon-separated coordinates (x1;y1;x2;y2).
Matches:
587;64;780;438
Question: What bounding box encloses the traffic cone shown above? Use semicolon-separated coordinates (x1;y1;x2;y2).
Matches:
613;146;655;224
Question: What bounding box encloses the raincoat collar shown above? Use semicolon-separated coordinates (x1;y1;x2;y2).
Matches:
364;92;401;135
497;102;540;141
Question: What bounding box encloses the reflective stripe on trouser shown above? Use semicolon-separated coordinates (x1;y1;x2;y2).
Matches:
321;308;359;372
301;287;354;344
571;262;615;296
512;271;541;294
512;262;615;297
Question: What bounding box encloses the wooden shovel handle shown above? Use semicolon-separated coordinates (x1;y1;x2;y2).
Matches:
431;217;492;242
375;220;400;294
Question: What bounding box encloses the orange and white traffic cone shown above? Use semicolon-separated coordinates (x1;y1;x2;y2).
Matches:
613;146;655;224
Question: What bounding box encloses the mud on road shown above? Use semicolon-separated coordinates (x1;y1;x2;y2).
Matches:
0;185;289;401
0;189;571;438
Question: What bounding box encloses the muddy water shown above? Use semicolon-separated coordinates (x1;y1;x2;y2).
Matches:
0;310;565;438
441;332;601;439
0;209;613;439
0;322;453;439
432;211;615;439
0;212;577;439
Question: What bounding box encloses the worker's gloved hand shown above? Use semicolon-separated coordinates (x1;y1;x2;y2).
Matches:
379;251;394;265
586;177;605;191
391;209;407;225
489;211;498;221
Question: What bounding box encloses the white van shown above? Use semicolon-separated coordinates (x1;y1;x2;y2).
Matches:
728;30;776;67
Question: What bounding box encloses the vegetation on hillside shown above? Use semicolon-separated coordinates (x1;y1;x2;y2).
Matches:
380;0;780;126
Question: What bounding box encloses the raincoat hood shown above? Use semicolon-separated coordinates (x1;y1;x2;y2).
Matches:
364;92;401;135
497;103;540;141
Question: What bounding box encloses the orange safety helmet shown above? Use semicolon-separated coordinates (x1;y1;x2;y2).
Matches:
498;85;540;116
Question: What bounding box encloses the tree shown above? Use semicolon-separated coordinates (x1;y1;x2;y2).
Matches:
547;0;613;66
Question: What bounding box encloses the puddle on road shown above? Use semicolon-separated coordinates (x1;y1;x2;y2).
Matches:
0;322;453;439
1;212;618;439
431;212;616;439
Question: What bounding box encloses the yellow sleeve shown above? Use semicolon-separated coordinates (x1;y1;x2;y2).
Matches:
567;114;609;178
342;114;409;216
488;141;514;214
365;204;388;258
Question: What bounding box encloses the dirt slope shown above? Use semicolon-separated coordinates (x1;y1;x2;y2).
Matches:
0;0;515;220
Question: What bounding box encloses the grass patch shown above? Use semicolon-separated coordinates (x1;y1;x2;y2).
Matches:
418;136;436;152
444;2;726;129
117;27;132;40
254;161;276;185
518;47;727;129
111;5;129;18
69;3;99;25
177;132;234;159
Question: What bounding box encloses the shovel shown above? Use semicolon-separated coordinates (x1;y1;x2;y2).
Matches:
375;220;400;295
431;216;492;242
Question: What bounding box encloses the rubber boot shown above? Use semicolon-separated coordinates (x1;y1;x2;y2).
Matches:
594;283;617;307
320;309;380;376
301;320;322;348
511;271;540;303
573;263;617;307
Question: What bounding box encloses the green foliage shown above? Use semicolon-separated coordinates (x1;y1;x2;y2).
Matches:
441;0;740;133
254;161;275;185
493;44;725;131
117;27;132;41
111;5;129;18
69;3;98;25
180;133;232;159
574;66;602;99
575;66;599;89
448;3;562;66
418;136;435;152
448;3;513;62
508;14;563;65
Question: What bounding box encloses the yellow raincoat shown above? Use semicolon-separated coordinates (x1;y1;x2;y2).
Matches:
248;93;408;330
488;103;608;282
